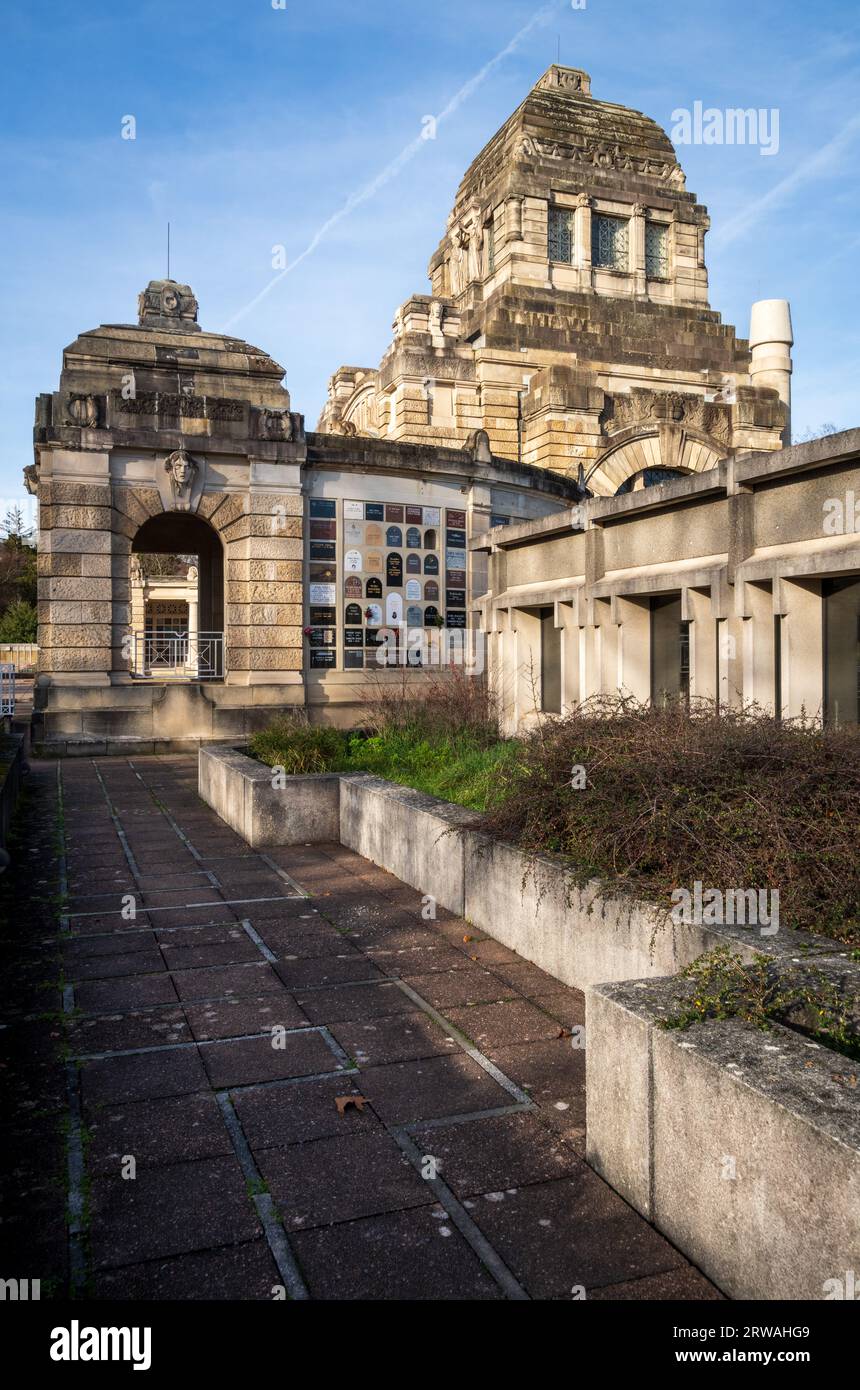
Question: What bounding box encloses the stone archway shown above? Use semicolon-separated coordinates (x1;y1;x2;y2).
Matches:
585;430;723;496
130;513;224;679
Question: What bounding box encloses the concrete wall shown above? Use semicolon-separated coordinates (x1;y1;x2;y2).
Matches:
477;431;860;733
586;973;860;1300
339;774;475;917
198;745;339;847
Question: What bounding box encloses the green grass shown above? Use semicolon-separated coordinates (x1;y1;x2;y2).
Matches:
248;720;519;812
343;731;520;811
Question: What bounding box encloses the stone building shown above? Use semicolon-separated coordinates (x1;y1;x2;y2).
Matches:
319;65;790;494
27;278;571;751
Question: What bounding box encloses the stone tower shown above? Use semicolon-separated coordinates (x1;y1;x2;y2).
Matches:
318;65;789;495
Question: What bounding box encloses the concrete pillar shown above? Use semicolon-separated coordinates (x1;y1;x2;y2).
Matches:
717;615;745;709
615;596;650;703
495;616;518;736
777;577;824;722
513;607;542;725
685;587;718;705
580;605;603;701
740;581;776;713
749;299;793;445
559;601;580;710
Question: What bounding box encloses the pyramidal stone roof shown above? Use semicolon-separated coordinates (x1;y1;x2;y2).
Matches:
61;279;287;385
448;64;694;219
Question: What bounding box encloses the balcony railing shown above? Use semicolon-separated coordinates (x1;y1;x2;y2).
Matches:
132;631;224;680
0;663;15;717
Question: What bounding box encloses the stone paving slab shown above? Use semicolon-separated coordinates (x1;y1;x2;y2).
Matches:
290;1207;505;1301
92;1239;282;1301
232;1076;379;1150
89;1155;260;1270
0;755;723;1302
329;1010;457;1066
465;1173;687;1298
87;1092;234;1173
258;1131;434;1228
184;994;309;1041
410;1112;584;1199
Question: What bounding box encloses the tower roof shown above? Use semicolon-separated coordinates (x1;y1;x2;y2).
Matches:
449;64;689;220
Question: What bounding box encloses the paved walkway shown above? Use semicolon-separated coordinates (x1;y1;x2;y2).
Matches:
0;755;721;1300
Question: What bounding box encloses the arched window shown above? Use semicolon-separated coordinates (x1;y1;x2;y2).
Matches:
615;467;689;495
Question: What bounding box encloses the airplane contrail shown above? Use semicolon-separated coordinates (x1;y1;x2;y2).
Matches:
223;0;568;329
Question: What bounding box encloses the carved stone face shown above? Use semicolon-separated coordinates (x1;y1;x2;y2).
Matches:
165;448;196;493
162;287;180;315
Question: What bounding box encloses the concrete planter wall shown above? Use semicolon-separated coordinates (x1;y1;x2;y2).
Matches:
586;974;860;1300
198;746;339;847
198;746;823;988
339;774;474;917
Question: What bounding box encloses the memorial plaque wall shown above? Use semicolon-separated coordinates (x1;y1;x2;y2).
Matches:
306;498;469;671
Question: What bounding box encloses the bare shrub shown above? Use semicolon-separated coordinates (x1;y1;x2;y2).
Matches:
484;695;860;945
360;665;499;747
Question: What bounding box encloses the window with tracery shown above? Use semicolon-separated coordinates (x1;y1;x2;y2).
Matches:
548;206;575;263
592;214;629;270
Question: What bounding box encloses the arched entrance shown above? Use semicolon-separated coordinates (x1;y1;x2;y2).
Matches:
131;513;225;679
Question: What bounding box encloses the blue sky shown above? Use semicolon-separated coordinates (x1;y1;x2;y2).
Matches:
2;0;859;517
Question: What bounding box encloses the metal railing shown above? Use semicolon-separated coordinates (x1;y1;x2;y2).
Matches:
0;663;15;716
132;631;224;680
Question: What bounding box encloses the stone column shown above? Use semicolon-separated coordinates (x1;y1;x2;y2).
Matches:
631;204;647;295
574;193;592;292
186;569;199;675
749;300;793;444
505;196;523;243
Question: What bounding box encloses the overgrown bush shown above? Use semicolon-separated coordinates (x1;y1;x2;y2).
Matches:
661;946;860;1061
483;696;860;946
249;692;860;945
249;718;349;774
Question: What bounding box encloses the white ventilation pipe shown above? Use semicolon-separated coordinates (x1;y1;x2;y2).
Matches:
749;299;793;444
